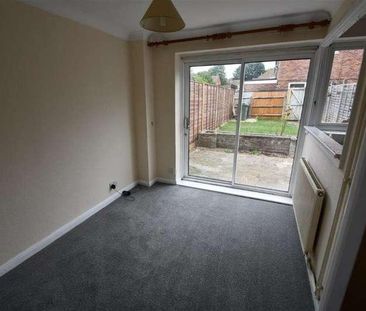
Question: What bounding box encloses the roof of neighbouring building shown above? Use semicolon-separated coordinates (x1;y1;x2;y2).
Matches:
253;68;277;80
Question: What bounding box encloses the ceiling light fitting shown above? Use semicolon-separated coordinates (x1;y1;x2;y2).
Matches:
140;0;185;33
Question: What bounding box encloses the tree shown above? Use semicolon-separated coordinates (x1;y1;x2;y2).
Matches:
232;63;265;81
208;65;228;85
233;66;241;80
244;63;265;81
192;65;229;85
192;71;214;84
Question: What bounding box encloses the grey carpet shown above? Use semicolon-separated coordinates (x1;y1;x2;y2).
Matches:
0;184;313;311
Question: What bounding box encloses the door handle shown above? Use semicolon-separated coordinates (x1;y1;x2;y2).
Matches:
184;117;190;130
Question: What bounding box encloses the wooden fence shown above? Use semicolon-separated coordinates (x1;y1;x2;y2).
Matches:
190;81;235;146
249;91;286;119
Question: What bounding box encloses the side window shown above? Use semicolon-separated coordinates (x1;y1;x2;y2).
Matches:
288;82;306;89
321;49;364;124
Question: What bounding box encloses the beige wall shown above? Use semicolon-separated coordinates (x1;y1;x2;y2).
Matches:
144;44;157;182
0;1;136;265
150;27;327;180
130;41;150;182
130;41;156;184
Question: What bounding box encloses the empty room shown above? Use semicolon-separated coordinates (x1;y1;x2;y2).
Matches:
1;0;366;310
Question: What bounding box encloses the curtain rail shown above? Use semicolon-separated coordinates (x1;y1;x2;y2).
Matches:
147;20;330;47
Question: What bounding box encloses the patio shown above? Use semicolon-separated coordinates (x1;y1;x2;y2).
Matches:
189;147;293;191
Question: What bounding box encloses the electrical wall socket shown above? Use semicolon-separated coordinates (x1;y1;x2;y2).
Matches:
109;181;118;191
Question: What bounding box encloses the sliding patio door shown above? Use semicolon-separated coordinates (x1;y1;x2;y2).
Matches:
233;58;311;192
186;63;242;183
184;51;314;194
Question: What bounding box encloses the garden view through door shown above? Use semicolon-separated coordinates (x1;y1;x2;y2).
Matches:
187;58;311;193
188;64;240;182
234;59;310;191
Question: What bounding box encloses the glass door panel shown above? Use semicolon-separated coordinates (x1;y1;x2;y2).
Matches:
234;59;311;192
321;48;364;124
187;63;241;182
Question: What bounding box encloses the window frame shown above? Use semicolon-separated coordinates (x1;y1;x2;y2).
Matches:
180;46;317;196
288;82;307;89
315;42;366;132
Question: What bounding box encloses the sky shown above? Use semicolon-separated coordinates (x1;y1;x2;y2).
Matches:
190;62;276;79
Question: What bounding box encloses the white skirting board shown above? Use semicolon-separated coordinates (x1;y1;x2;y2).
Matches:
0;177;176;277
138;179;157;187
138;177;176;187
0;181;138;277
177;179;293;205
155;177;176;185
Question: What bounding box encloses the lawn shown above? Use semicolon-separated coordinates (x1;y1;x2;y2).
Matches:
219;119;299;136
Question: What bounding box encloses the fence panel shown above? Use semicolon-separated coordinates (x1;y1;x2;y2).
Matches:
322;83;356;123
249;91;286;118
189;81;234;146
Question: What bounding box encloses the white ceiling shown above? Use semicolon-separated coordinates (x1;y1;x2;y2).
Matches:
21;0;344;40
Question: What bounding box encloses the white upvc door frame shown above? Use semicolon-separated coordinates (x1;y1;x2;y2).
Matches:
311;41;366;127
311;2;366;309
231;59;245;186
308;41;366;171
181;46;317;196
320;0;366;48
319;122;366;311
182;57;242;188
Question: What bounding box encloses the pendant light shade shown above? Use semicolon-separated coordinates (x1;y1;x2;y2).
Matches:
140;0;185;32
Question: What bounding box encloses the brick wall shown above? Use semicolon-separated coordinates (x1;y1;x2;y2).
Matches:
190;81;235;146
243;59;310;92
197;132;297;157
242;50;363;93
276;59;310;89
330;49;364;83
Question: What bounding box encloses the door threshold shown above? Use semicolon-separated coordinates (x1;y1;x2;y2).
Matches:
177;179;293;205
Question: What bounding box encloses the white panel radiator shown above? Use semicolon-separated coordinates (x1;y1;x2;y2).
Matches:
293;158;325;255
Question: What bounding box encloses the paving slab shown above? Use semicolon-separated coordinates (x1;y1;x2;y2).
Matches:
189;147;293;191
